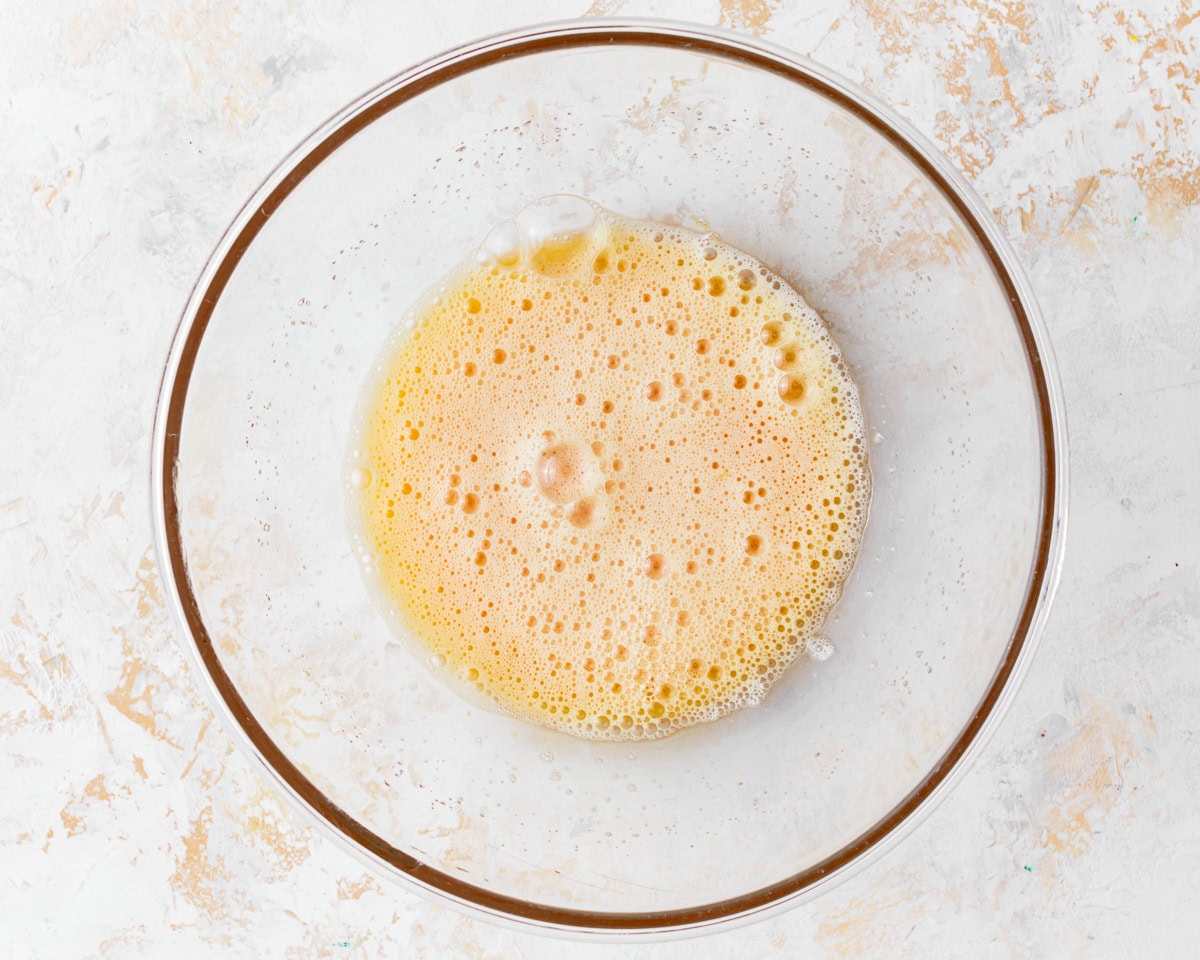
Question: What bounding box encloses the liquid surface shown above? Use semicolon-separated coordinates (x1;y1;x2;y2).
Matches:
349;197;870;740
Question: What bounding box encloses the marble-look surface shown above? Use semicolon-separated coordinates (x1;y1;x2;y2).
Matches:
2;0;1197;956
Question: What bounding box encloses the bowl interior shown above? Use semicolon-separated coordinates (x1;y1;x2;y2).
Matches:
166;28;1052;929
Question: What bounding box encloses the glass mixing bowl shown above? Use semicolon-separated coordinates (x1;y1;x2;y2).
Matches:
152;19;1067;939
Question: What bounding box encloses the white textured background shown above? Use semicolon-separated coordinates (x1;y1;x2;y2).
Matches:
2;0;1198;957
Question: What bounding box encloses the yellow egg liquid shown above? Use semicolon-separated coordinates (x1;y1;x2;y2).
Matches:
349;197;870;740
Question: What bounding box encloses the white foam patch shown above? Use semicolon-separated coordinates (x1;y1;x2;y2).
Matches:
480;193;599;266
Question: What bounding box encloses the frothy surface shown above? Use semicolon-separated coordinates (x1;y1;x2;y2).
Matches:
349;197;870;740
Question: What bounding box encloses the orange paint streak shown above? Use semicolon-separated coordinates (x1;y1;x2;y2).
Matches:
170;805;231;917
337;874;383;900
105;629;183;750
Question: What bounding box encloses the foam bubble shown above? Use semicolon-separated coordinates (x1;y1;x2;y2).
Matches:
778;373;807;405
806;636;834;661
567;494;606;530
537;440;602;505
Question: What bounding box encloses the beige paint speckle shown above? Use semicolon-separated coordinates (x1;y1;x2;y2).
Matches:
1036;698;1147;865
816;886;929;959
336;874;383;901
241;787;313;875
719;0;781;35
170;805;231;918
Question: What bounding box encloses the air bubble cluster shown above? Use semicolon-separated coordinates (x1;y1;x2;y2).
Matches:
347;196;871;741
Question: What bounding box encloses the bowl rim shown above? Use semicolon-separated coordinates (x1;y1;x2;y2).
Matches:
151;17;1069;940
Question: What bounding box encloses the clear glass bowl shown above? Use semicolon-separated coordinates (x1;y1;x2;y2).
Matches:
152;19;1067;939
